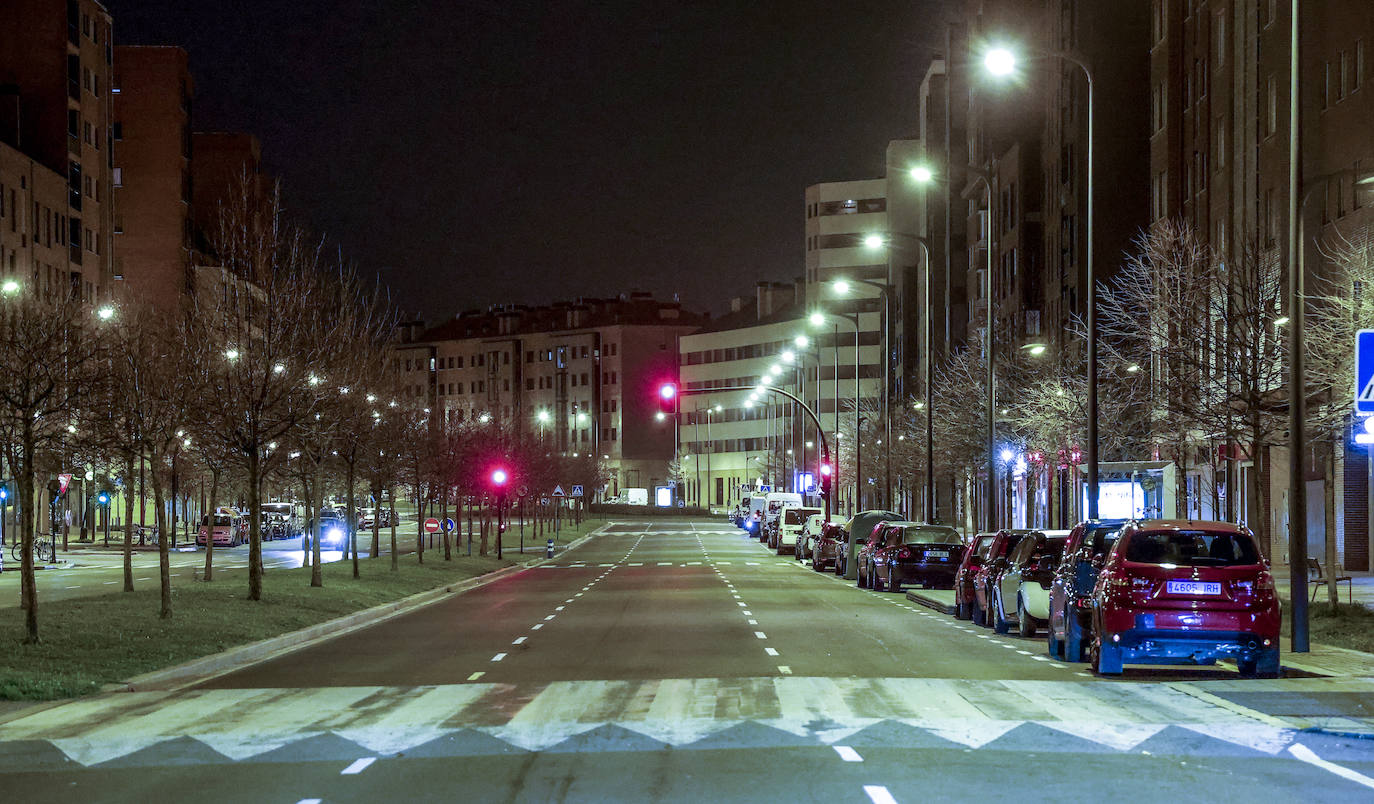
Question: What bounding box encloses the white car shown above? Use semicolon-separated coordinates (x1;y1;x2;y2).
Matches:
774;505;822;555
796;513;828;562
992;530;1071;636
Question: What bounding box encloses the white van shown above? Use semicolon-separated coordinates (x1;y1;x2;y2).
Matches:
740;495;767;535
774;505;823;555
762;492;803;541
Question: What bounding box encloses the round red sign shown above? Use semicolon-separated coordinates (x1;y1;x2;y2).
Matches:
423;517;441;533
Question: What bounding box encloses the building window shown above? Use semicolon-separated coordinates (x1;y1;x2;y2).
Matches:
526;378;535;390
1266;74;1278;136
112;167;122;187
1216;10;1226;67
1358;40;1366;92
1340;50;1350;100
1152;0;1166;44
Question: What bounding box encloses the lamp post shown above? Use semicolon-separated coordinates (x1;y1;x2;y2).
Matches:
829;276;893;509
983;44;1098;518
810;310;860;513
960;164;996;532
864;230;936;522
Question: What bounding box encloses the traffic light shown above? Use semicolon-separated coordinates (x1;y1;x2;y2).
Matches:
97;490;110;506
819;462;833;497
0;482;8;504
490;468;509;488
657;382;677;415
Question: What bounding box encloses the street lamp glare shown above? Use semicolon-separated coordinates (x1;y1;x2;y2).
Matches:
1028;344;1047;357
225;348;240;361
1;279;19;295
863;234;886;250
781;350;795;364
713;404;722;413
794;335;809;348
910;165;934;183
655;411;666;421
1000;447;1015;463
809;312;825;326
833;280;851;295
985;47;1016;76
96;305;115;320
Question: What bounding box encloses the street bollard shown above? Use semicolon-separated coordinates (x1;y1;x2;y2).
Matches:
546;537;554;558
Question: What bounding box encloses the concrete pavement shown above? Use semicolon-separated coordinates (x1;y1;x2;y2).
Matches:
1;519;1372;802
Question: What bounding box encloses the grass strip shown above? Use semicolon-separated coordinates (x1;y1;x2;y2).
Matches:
0;551;523;701
1281;598;1374;655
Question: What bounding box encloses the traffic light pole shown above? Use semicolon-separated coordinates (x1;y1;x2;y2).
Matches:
677;385;831;521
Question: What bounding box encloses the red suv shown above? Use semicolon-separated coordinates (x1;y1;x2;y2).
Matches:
954;532;996;620
1089;520;1280;678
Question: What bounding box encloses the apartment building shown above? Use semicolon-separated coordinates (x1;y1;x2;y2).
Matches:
0;0;116;301
112;45;193;306
191;131;266;251
395;293;705;498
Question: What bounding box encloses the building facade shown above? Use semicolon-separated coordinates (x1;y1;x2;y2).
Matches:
395;293;705;499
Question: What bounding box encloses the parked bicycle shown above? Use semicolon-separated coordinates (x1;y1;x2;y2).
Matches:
10;534;56;564
133;524;160;546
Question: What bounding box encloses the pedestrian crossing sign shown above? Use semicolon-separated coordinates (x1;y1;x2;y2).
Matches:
571;485;583;497
1357;330;1374;413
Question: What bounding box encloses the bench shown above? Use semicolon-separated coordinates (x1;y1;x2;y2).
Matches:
1308;557;1353;604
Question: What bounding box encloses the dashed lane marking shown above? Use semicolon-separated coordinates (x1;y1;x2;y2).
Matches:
512;637;527;645
834;746;864;762
555;606;565;611
736;602;747;607
466;672;485;681
864;785;898;804
491;653;507;662
543;615;556;621
531;624;543;630
748;619;759;625
778;666;792;675
754;632;768;639
764;647;779;657
340;757;376;775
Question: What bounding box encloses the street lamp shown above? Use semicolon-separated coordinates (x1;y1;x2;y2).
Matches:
0;279;18;295
983;42;1099;519
811;308;861;515
96;305;115;321
829;274;895;510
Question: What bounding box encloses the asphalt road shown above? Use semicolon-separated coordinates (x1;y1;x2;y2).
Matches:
2;519;1372;803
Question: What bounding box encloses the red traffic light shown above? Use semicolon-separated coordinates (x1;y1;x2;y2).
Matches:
491;468;509;486
659;384;676;400
819;463;832;476
657;382;678;414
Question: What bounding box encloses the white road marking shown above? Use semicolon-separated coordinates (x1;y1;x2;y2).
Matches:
1031;655;1050;662
65;586;79;589
764;647;780;656
777;665;792;675
737;602;747;607
754;631;767;639
1077;672;1092;677
296;799;323;804
864;785;898;804
555;606;565;611
1050;662;1068;668
658;562;672;566
629;562;643;566
748;619;758;625
575;593;583;597
491;653;507;662
340;757;376;775
103;581;116;584
833;746;864;762
1016;650;1032;655
466;672;485;681
1288;744;1374;790
512;637;527;645
531;624;543;630
565;599;574;603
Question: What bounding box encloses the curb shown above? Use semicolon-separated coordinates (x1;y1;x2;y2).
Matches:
92;523;610;696
905;589;957;615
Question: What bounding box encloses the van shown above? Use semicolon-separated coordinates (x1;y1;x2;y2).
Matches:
762;492;804;541
739;495;768;535
773;505;823;554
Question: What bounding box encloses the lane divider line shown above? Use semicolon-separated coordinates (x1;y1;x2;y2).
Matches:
1288;743;1374;790
466;672;484;681
340;757;376;775
764;647;779;657
777;665;792;675
531;623;543;630
833;746;863;762
491;653;507;662
512;637;527;645
863;785;898;804
754;631;767;639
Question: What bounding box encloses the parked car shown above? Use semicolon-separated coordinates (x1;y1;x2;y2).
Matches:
863;522;964;593
762;492;804;541
796;513;828;563
1047;519;1127;660
811;521;848;572
990;530;1070;636
357;507;393;530
836;510;904;578
855;520;905;589
1089;519;1280;678
954;533;997;620
197;509;246;547
260;501;302;540
317;508;350;550
771;505;822;554
973;529;1036;629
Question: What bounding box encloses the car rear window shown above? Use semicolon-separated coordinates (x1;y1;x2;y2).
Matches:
902;527;961;545
1124;529;1260;566
202;515;231;527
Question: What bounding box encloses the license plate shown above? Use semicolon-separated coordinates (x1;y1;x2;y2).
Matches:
926;550;949;559
1167;580;1221;595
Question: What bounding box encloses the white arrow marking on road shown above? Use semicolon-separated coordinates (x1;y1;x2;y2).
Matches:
340;757;376;775
491;653;507;662
1288;744;1374;790
833;746;863;762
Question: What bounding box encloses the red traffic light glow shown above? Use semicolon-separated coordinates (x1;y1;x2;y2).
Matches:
491;469;509;486
659;383;677;400
819;463;832;476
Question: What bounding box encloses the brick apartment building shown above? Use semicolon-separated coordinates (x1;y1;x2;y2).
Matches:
394;293;706;499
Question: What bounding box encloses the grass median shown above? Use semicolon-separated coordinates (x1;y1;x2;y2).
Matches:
1281;598;1374;654
0;528;590;702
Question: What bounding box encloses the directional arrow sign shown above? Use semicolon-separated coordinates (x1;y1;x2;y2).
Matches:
551;485;566;497
423;518;441;534
571;485;583;497
1357;330;1374;413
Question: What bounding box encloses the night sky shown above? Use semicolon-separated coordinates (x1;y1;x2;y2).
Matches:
111;1;956;321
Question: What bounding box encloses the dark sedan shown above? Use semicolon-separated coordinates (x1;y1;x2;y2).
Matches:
865;523;964;593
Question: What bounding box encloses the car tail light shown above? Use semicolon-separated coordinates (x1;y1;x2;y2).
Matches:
898;548;912;560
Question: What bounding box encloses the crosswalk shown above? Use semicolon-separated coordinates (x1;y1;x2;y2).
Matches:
0;676;1314;769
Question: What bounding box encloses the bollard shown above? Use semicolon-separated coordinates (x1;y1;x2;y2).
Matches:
546;537;554;558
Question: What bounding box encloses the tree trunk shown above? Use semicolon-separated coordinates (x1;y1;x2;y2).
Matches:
415;487;424;565
1325;441;1340;613
19;426;38;643
150;456;171;619
389;487;397;571
310;470;323;588
370;480;380;560
123;453;135;592
479;509;489;556
248;445;263;601
203;468;219;581
347;459;359;579
442;485;452;561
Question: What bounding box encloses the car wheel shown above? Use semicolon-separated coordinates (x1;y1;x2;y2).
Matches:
992;590;1010;634
971;599;985;627
888;573;901;595
872;567;886;592
836;555;846;576
856;562;865;588
1240;647;1281;679
1046;617;1062;658
956;599;971;620
1017;595;1036;638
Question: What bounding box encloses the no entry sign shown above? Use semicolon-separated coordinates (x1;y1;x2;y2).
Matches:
423;517;441;533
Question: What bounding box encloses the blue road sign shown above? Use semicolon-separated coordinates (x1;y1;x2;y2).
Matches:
1357;330;1374;413
443;518;456;532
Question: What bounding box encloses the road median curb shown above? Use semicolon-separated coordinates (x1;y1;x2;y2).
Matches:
105;522;610;695
905;589;957;615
